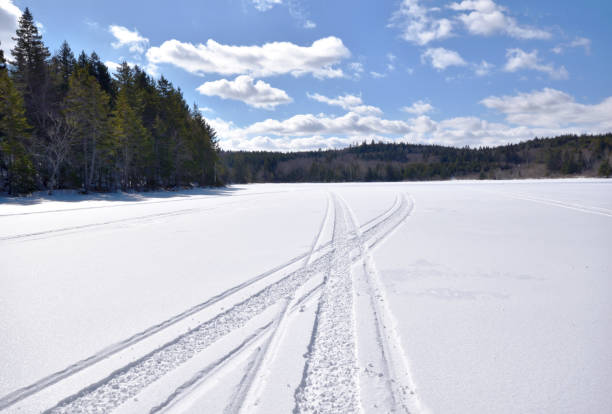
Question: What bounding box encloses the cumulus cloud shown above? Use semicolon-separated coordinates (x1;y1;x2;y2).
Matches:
197;75;292;109
307;93;383;115
552;37;591;55
421;47;466;70
402;100;434;115
251;0;282;11
449;0;551;39
473;60;494;76
481;88;612;128
146;36;350;79
244;111;413;137
104;60;123;73
109;25;149;54
209;109;566;151
207;87;612;151
388;0;453;45
504;48;568;80
105;60;159;77
0;0;21;54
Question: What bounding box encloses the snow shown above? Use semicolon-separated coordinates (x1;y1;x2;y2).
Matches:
0;179;610;413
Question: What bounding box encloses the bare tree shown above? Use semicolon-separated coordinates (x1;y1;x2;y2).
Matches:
44;110;74;193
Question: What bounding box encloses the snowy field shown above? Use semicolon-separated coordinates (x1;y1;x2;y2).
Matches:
0;179;611;413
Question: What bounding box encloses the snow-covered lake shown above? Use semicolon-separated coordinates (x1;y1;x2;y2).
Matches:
1;179;610;413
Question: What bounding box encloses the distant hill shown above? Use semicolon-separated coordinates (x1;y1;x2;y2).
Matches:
219;133;612;183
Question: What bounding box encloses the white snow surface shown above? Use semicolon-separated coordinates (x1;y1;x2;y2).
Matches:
0;179;610;413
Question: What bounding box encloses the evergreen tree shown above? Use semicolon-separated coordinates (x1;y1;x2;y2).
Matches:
65;67;110;192
0;47;36;194
599;159;611;177
109;89;152;190
10;7;51;131
51;41;76;98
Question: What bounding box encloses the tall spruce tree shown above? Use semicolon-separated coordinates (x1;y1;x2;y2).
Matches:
10;7;50;132
109;89;152;190
51;41;76;99
0;43;36;194
65;67;110;192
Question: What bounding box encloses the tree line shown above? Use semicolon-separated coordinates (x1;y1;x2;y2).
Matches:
220;133;612;183
0;8;220;195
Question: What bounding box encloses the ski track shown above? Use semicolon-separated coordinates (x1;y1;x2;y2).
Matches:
0;194;277;242
294;195;362;414
493;190;612;218
2;191;415;414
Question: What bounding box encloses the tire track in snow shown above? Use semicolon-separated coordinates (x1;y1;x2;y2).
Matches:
1;194;272;242
156;193;415;414
151;281;326;414
344;194;423;414
0;207;202;241
3;192;410;413
41;194;337;414
225;194;333;414
0;193;392;411
294;195;362;414
500;191;612;217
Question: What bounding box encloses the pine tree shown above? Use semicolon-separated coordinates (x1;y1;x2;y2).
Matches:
89;52;114;99
10;7;51;130
51;41;76;98
109;89;152;190
65;67;110;192
0;45;36;194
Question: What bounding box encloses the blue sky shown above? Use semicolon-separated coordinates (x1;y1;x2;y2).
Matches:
1;0;611;150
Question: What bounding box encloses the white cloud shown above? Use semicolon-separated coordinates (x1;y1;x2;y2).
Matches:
0;0;21;54
449;0;551;39
146;36;350;79
481;88;612;128
388;0;453;45
84;19;99;29
473;59;494;76
504;48;568;80
196;75;292;110
307;93;383;115
370;71;387;78
105;60;159;77
198;107;215;114
552;37;591;55
109;25;149;54
210;90;612;151
402;100;434;115
244;111;412;137
104;60;122;73
348;61;364;79
421;47;466;70
304;20;316;29
251;0;282;11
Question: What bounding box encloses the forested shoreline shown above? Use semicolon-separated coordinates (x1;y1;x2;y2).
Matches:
1;9;611;196
0;8;220;195
220;134;612;183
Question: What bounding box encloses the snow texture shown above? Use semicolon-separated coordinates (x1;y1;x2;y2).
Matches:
1;179;610;413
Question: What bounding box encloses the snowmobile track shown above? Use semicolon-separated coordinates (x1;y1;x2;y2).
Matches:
1;191;416;413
